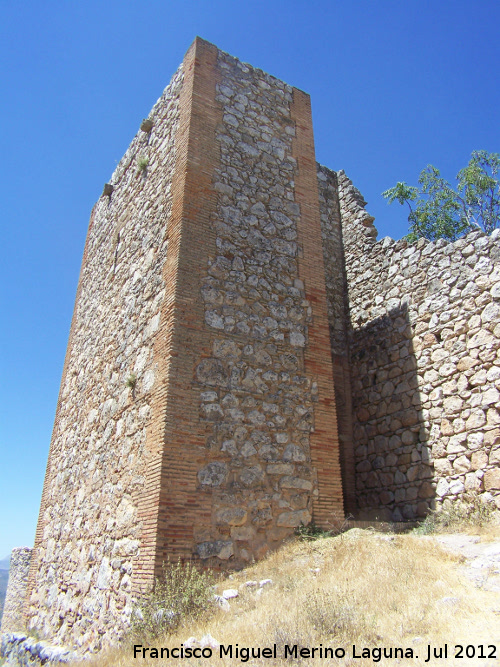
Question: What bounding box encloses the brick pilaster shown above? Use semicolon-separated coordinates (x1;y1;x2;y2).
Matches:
134;37;221;591
290;90;344;526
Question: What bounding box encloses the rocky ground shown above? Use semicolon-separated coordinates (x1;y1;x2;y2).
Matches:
435;533;500;592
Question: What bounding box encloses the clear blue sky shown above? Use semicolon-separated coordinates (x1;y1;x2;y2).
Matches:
1;0;499;558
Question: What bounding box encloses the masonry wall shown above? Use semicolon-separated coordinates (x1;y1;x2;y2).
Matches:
25;62;184;651
1;548;32;633
188;49;344;565
25;39;344;652
339;171;500;520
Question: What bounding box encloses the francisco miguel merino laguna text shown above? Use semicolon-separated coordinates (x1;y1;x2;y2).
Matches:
133;643;447;662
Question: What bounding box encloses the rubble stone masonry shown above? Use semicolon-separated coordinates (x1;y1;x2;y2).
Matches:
338;170;500;520
1;548;32;633
22;56;184;651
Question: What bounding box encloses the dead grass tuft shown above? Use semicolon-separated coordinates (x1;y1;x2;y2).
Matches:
414;493;498;536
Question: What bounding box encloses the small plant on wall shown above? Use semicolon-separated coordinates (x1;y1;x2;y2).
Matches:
137;156;149;173
126;373;137;397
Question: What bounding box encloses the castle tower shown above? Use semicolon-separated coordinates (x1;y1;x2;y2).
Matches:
22;38;344;649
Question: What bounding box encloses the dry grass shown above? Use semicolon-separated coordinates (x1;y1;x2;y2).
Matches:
414;494;500;538
73;526;500;667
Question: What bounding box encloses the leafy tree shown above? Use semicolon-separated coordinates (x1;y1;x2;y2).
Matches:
382;151;500;242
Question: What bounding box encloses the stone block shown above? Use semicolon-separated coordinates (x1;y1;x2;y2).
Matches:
447;433;467;454
484;428;500;447
467;432;484;450
364;471;379;488
453;455;471;474
471;450;488;470
276;509;311;527
443;396;463;414
434;458;452;475
231;526;256;541
401;430;416;445
436;478;450;497
484;469;500;491
416;501;429;517
418;481;434;498
196;540;234;560
215;507;247;526
386;452;398;466
280;476;313;491
240;466;265;487
379;472;394;486
394;470;407;484
406;486;419;501
198;462;228;487
406;465;420;482
282;444;306;462
487;408;500;425
489;448;500;465
465;473;482;492
401;409;419;427
449;480;465;495
379;490;394;505
440;418;454;436
467;329;494;349
356;460;372;473
482;387;500;405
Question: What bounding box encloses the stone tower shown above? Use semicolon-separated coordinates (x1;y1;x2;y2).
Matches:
21;38;346;649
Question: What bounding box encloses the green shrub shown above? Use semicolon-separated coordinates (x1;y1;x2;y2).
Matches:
295;522;334;541
130;560;215;641
295;514;353;541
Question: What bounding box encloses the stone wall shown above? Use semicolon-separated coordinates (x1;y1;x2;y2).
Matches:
0;632;79;666
189;49;343;564
25;62;184;651
1;549;32;633
339;170;500;520
196;51;315;558
25;38;344;652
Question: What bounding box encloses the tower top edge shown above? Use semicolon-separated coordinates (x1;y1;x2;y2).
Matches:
183;36;310;98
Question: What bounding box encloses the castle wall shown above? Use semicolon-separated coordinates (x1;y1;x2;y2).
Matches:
24;39;344;651
1;548;32;633
339;171;500;520
25;63;184;650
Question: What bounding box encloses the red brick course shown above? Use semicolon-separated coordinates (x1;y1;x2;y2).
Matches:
290;90;344;526
134;38;222;591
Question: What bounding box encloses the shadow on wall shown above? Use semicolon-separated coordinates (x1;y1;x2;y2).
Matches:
350;303;435;521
